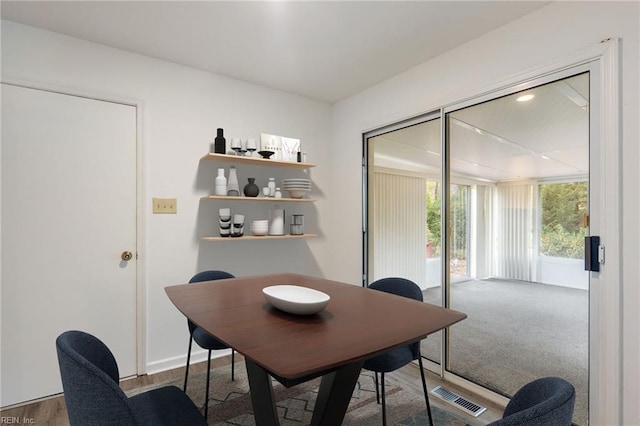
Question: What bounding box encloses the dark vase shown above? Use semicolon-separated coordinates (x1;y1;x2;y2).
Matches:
214;128;226;154
243;178;260;197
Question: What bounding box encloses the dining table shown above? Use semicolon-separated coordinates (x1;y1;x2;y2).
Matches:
165;273;466;426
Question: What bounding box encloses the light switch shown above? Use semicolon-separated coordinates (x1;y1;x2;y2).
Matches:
153;197;177;214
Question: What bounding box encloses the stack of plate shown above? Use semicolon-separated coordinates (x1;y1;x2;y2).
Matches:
282;178;312;199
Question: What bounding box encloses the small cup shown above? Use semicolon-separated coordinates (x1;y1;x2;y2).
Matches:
263;187;270;197
233;214;245;225
219;208;231;220
231;225;244;237
290;224;304;235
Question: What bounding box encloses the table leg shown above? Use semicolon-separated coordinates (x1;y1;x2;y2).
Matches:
245;359;279;426
310;360;364;426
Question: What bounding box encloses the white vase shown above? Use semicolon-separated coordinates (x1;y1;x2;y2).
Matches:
268;205;285;235
267;177;276;197
215;168;227;196
227;166;240;196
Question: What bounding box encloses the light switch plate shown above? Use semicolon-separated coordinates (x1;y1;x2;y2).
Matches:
153;198;177;214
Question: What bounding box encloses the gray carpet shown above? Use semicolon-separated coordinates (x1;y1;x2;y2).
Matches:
421;278;588;425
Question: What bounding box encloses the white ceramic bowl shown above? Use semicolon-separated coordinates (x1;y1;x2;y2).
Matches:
250;224;268;235
286;189;309;199
262;285;330;315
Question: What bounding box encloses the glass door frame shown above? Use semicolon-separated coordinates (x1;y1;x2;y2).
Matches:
362;110;442;289
440;63;597;406
362;40;621;424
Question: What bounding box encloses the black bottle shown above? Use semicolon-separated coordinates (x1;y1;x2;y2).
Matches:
214;128;226;154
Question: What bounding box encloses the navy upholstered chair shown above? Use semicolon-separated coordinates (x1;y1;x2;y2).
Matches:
489;377;576;426
56;330;206;426
184;270;236;419
363;277;434;426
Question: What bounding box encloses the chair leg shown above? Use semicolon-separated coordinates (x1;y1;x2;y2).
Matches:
204;350;212;420
380;372;387;426
231;349;235;381
418;356;434;426
183;336;194;392
374;372;380;404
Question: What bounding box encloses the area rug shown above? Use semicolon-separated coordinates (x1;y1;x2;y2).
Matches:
132;362;471;425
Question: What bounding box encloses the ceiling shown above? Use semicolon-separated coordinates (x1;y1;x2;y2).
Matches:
372;73;590;182
0;1;550;104
3;0;578;182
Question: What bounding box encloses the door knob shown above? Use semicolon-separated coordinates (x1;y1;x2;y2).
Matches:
121;251;133;261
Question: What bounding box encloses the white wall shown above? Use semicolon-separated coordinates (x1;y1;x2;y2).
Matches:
1;20;333;373
538;257;589;290
330;2;639;424
2;3;639;422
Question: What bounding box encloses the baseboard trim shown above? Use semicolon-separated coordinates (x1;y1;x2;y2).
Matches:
145;348;233;375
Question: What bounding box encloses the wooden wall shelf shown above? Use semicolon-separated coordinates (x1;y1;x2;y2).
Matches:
202;195;315;203
202;233;318;241
200;152;318;241
201;153;316;169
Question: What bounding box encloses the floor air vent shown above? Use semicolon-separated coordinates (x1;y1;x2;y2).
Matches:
431;386;486;417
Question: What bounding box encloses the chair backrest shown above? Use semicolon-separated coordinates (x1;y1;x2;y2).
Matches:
56;330;136;426
369;277;423;302
187;270;235;333
490;377;576;426
368;277;424;357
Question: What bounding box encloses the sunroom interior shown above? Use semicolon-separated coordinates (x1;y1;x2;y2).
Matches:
367;72;589;425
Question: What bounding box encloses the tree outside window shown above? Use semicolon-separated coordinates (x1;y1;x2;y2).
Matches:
426;181;467;262
539;182;588;259
426;181;441;257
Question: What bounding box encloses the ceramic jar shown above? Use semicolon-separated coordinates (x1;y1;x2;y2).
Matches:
227;166;240;196
267;178;276;197
215;168;227;196
243;178;259;197
268;205;285;236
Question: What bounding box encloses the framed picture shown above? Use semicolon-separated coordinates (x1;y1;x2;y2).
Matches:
281;136;301;162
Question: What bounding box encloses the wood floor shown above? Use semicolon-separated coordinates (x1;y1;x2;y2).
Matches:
0;354;504;425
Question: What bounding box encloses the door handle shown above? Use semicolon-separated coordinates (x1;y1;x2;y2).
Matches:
121;251;133;261
584;236;600;271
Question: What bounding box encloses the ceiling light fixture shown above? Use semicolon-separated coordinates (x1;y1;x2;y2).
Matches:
517;94;535;102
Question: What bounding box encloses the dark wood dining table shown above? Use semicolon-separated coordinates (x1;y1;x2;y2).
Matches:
165;273;466;426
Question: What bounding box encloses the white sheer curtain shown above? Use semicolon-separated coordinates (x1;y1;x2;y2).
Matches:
371;170;427;289
494;183;533;281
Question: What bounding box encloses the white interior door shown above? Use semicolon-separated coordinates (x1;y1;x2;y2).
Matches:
1;84;138;406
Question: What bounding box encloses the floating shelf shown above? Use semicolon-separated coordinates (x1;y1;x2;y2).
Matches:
202;195;315;203
202;233;318;241
201;153;316;169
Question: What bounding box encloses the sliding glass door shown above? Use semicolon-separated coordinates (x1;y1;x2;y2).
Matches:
445;71;589;425
365;67;592;425
366;114;442;365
